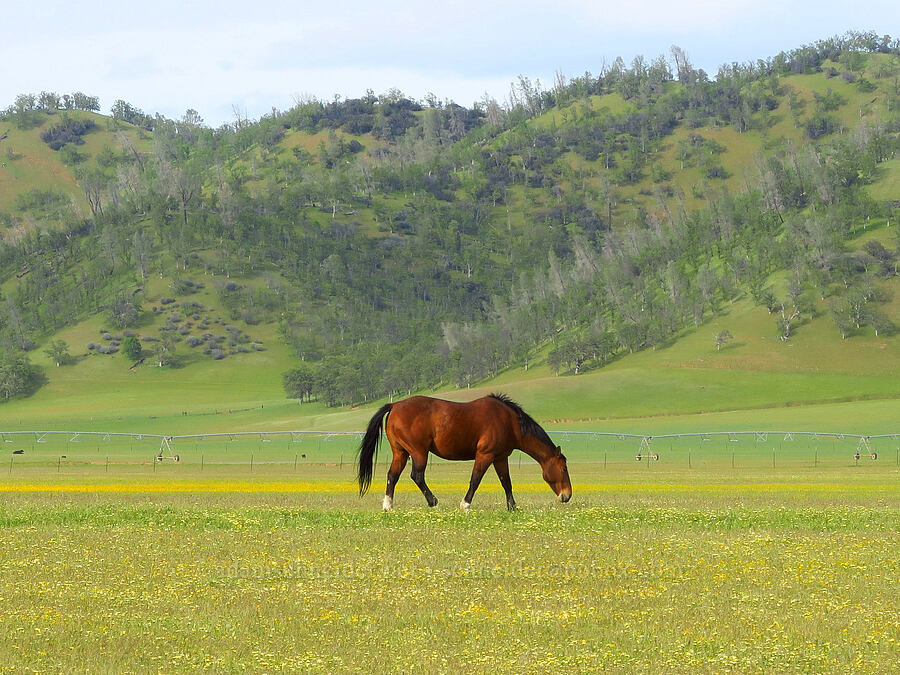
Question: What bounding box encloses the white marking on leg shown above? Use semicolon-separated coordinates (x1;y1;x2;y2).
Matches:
383;495;393;512
459;500;470;511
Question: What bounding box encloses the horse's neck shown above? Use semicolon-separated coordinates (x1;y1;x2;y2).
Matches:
519;434;554;463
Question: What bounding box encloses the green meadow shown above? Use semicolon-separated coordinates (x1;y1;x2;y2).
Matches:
0;459;897;673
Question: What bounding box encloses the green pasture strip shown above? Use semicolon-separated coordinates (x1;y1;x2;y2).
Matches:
3;426;897;463
0;500;897;532
549;399;900;436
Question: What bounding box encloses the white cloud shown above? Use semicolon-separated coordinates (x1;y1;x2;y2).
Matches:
1;0;896;126
549;0;777;31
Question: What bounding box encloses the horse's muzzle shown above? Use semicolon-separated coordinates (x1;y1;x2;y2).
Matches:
559;491;572;503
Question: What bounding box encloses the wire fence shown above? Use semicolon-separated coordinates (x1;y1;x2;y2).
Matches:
2;429;899;473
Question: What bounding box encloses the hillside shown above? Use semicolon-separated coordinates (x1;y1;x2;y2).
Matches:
0;32;898;432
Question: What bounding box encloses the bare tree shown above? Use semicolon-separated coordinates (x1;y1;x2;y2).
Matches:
714;329;733;350
132;229;153;281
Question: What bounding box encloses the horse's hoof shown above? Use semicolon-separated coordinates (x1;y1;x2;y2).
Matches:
459;500;470;511
428;498;438;508
382;496;393;512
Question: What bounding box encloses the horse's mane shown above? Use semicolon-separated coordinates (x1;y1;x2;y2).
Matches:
489;393;556;449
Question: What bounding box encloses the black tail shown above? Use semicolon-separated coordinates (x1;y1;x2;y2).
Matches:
357;403;392;496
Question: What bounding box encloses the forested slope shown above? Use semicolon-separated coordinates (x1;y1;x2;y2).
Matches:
0;32;898;409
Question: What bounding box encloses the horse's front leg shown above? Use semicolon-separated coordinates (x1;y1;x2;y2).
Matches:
460;454;493;510
493;455;517;511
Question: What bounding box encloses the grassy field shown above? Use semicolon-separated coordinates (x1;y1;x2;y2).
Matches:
0;457;897;673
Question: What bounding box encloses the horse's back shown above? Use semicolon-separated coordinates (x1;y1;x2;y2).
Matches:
385;395;517;460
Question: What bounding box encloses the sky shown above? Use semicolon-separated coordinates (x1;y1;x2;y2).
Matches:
2;1;897;127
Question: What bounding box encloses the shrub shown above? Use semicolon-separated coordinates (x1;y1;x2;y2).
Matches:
40;117;96;150
806;113;839;139
121;336;142;360
172;279;198;294
705;165;730;179
59;145;88;166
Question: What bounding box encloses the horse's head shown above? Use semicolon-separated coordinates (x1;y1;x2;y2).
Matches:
541;446;572;503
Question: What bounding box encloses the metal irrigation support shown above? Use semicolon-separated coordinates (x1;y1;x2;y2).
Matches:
634;437;658;466
0;429;896;468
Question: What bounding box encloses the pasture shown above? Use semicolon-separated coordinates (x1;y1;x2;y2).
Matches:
1;433;898;672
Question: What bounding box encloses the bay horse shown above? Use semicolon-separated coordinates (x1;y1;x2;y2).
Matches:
357;393;571;511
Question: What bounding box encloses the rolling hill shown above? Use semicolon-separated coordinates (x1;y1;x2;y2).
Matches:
0;33;898;434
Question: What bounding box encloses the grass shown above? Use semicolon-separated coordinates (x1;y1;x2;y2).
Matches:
0;272;294;433
3;424;898;474
869;158;900;202
0;117;83;212
0;111;147;217
0;458;897;672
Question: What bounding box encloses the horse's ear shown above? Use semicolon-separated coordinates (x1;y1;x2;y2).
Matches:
555;445;562;456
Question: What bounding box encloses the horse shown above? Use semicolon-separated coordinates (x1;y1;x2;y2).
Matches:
356;393;571;511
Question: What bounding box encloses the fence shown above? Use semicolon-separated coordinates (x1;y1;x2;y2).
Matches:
2;430;898;473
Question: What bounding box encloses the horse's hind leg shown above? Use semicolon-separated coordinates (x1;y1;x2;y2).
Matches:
493;455;517;511
383;444;408;512
409;450;438;508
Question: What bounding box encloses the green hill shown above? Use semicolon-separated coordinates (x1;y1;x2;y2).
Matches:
0;33;898;433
